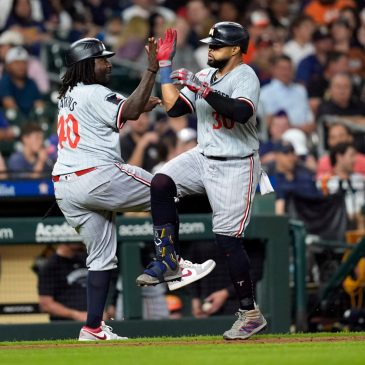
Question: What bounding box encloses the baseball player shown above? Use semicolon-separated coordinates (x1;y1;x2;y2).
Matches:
136;23;269;340
53;36;213;341
53;37;159;341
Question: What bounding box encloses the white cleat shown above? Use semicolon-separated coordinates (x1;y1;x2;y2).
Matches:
167;258;216;291
223;307;267;340
78;321;128;341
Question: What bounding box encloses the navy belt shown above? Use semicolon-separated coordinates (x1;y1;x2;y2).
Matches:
201;153;253;161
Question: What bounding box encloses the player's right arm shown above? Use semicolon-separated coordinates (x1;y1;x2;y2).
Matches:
158;28;193;117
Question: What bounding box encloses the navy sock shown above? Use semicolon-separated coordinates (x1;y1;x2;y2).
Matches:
151;173;180;256
86;270;112;328
216;234;255;311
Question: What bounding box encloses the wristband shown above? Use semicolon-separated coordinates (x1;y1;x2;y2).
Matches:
160;65;172;84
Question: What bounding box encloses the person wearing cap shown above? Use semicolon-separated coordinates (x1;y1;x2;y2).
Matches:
0;30;50;93
245;10;272;64
264;139;320;214
295;27;334;86
0;46;44;120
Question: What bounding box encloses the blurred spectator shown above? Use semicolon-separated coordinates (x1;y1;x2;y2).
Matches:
267;0;292;29
120;112;160;172
330;17;353;53
176;127;197;155
4;0;50;56
264;140;320;215
170;16;200;73
0;30;50;93
0;108;19;142
7;122;54;178
318;142;365;229
259;110;290;165
185;0;215;49
282;128;318;172
99;15;124;51
122;0;175;24
304;0;356;26
249;35;275;86
0;152;8;179
316;73;365;126
245;9;272;65
216;0;242;23
283;15;315;69
165;294;183;319
317;123;365;178
295;27;333;86
330;15;365;79
0;46;45;121
116;16;149;61
260;54;315;134
185;0;216;68
307;51;349;114
37;243;88;321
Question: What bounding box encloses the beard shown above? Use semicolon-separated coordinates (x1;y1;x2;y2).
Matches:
207;57;230;69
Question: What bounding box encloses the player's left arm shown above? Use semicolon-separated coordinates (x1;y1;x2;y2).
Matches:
171;68;259;124
121;37;159;121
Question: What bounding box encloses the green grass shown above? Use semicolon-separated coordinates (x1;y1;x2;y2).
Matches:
1;333;365;365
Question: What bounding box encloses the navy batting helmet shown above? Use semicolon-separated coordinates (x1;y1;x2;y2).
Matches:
200;22;250;53
65;38;115;67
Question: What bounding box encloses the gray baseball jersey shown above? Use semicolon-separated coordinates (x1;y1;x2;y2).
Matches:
157;63;262;237
53;83;152;271
179;64;260;157
53;83;126;175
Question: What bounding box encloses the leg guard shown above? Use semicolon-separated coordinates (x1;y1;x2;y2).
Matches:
136;224;181;286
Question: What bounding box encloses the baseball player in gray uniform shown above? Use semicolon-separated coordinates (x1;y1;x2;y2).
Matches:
53;36;214;341
136;23;268;340
53;37;159;341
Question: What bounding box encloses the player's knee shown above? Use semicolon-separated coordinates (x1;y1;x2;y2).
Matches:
151;173;177;198
216;234;244;256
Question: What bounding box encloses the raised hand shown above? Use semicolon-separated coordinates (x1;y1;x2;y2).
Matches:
144;96;162;112
145;37;159;72
171;68;212;98
157;28;177;67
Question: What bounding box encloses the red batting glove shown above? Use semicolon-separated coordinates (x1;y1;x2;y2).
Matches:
171;68;212;98
157;28;177;67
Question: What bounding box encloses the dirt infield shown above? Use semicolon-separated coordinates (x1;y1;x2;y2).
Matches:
1;335;365;350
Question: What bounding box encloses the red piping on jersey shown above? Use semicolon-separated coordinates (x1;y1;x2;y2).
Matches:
115;163;151;187
179;93;194;112
235;155;254;237
117;101;126;129
237;97;255;112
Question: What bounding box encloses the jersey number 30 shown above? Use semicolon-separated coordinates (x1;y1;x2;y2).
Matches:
212;112;235;129
58;114;80;149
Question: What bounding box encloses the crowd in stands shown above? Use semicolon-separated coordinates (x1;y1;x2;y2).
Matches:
1;0;365;321
0;1;364;221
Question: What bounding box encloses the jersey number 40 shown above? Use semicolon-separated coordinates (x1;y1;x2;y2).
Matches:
57;114;80;149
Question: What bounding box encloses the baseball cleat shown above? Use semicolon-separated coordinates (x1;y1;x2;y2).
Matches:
167;258;216;291
78;321;128;341
136;260;182;286
223;307;267;340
